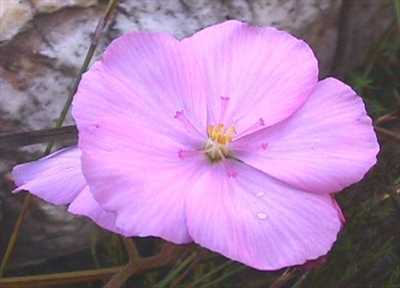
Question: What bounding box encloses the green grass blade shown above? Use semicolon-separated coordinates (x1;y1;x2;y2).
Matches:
197;265;246;288
189;260;234;287
155;252;197;288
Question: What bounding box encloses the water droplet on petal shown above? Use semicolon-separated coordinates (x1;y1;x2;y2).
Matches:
256;212;267;220
256;192;265;197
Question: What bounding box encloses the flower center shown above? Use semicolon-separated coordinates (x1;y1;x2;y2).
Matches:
204;124;235;162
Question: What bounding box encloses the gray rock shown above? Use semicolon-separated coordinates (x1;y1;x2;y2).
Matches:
0;0;98;42
0;0;33;42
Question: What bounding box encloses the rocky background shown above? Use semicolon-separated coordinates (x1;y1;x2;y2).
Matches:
0;0;395;270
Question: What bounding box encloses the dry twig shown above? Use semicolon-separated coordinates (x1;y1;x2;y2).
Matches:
104;242;183;288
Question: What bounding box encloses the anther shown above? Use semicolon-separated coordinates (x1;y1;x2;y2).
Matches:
207;124;235;145
205;123;236;162
260;143;268;150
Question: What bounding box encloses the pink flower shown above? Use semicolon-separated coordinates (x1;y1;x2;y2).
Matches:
11;20;379;270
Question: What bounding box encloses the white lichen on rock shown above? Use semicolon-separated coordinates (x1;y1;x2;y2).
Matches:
32;0;98;13
0;0;33;42
0;0;97;42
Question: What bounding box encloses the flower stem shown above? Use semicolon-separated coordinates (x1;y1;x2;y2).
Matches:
104;243;183;288
0;266;124;288
0;194;32;276
0;126;77;149
0;243;183;288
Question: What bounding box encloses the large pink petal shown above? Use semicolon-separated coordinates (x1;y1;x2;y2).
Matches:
72;31;208;142
11;147;86;205
182;20;318;133
232;78;379;194
78;114;204;243
68;187;119;233
72;30;217;243
12;146;121;232
185;160;342;270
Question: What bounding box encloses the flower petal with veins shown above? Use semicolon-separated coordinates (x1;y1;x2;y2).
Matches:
185;160;342;270
11;20;379;271
12;146;119;232
232;78;379;194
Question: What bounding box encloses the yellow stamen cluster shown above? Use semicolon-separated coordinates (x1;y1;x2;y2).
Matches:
205;124;236;162
207;124;236;145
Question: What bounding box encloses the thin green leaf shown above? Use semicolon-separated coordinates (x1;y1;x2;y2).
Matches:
290;271;310;288
189;260;234;287
394;0;400;31
198;265;246;288
155;252;197;288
